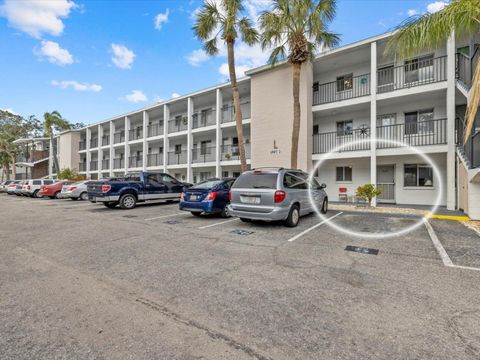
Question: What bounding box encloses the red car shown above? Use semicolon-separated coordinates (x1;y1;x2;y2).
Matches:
39;181;74;199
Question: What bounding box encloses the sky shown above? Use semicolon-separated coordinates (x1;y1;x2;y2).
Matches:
0;0;449;125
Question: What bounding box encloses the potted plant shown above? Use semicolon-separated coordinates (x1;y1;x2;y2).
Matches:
355;184;382;207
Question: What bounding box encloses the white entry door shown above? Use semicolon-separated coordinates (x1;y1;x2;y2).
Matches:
377;165;395;203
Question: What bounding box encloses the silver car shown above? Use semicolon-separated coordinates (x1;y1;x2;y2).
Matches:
60;180;90;200
228;168;328;227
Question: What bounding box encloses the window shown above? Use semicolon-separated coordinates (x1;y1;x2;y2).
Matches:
377;113;396;127
336;74;353;92
223;171;229;178
174;144;182;154
33;180;41;185
283;172;308;189
405;54;434;83
336;166;352;182
313;124;319;134
378;64;394;88
159;174;179;184
404;109;434;135
336;121;353;136
232;172;241;178
232;173;278;189
146;174;163;186
174;115;182;126
404;164;433;187
200;141;211;155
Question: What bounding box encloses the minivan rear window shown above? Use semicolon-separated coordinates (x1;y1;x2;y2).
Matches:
232;172;278;189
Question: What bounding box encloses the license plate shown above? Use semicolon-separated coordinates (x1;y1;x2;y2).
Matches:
190;195;199;200
240;196;260;204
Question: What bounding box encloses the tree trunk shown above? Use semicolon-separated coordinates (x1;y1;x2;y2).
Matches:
51;133;60;176
227;40;247;172
291;62;302;169
11;158;16;180
464;59;480;142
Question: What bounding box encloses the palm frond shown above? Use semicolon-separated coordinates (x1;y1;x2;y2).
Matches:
267;45;287;65
203;37;219;55
193;1;221;40
238;17;259;45
465;61;480;142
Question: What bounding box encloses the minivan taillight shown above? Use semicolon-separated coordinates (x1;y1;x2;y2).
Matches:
205;191;219;201
102;185;111;193
229;191;232;201
274;190;286;203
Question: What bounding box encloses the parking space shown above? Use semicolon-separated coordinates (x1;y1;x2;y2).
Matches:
1;193;480;359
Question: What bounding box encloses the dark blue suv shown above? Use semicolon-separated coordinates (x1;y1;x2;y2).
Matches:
179;178;236;217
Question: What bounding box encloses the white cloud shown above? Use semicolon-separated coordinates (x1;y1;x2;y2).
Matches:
427;1;447;13
124;90;148;103
51;80;102;92
219;63;251;78
407;9;419;16
0;0;77;38
186;49;209;66
154;9;169;31
171;92;180;98
1;108;18;115
35;40;73;65
111;43;135;69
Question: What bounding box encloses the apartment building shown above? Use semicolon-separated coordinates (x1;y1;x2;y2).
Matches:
12;137;54;179
52;31;480;219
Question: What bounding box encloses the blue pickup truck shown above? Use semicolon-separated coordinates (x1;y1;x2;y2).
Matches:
87;171;191;209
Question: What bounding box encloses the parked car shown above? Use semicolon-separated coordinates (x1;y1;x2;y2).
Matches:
5;180;21;195
228;168;328;227
13;180;26;196
179;177;236;217
87;171;192;209
0;180;15;193
40;180;75;199
59;180;90;200
22;179;56;198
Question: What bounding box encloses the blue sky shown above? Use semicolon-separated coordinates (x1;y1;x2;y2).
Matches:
0;0;448;125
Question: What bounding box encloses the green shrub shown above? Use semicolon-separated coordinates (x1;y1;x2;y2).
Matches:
355;184;382;206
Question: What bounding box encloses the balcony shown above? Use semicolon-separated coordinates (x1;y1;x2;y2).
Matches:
79;140;86;151
147;153;163;167
102;135;110;146
102;159;110;170
113;158;125;169
114;131;125;144
129;127;143;141
147;123;164;137
168;150;187;165
192;147;216;163
168;116;188;133
221;143;251;161
15;150;49;163
192;109;216;129
128;156;143;168
456;117;480;169
377;56;447;94
313;74;370;105
90;161;98;171
79;162;87;172
313;118;447;154
90;138;98;149
221;101;251;123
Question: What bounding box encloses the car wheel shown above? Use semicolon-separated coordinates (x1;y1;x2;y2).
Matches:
119;194;136;209
103;202;118;209
240;218;251;223
320;198;328;214
32;190;40;198
54;191;61;199
191;211;202;216
220;205;231;218
80;192;88;201
285;205;300;227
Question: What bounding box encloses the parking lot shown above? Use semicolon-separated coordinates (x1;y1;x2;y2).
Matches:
1;195;480;359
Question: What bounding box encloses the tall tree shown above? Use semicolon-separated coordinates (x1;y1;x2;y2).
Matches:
193;0;258;172
386;0;480;142
260;0;339;168
43;111;71;174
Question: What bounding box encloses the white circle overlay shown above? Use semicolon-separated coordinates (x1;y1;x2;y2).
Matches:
308;137;443;239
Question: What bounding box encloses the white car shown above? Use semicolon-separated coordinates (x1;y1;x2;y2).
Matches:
22;179;55;198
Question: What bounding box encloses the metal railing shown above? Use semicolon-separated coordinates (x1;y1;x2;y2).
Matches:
113;158;124;169
221;101;251;123
192;109;216;129
377;56;447;94
79;140;86;150
15;150;49;163
192;146;216;163
313;119;447;154
128;156;143;168
79;162;87;172
90;138;98;148
90;161;98;171
129;127;143;141
313;73;371;105
147;123;164;137
221;143;251;161
456;117;480;169
102;159;110;170
168;116;188;133
147;153;163;167
456;52;472;87
114;131;125;144
168;150;187;165
101;135;110;146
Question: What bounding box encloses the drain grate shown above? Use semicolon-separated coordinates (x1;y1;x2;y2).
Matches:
345;245;379;255
230;229;254;236
123;215;138;218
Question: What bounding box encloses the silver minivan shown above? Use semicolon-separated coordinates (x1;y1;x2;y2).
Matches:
228;168;328;227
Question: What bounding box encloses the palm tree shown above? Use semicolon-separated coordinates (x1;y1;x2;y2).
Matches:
193;0;258;172
386;0;480;142
43;111;71;174
260;0;339;168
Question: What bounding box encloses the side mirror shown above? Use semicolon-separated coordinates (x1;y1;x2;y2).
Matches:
320;183;327;189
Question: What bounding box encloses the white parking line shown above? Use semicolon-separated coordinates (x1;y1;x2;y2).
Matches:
287;212;344;242
144;213;184;221
423;218;480;272
198;218;239;229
